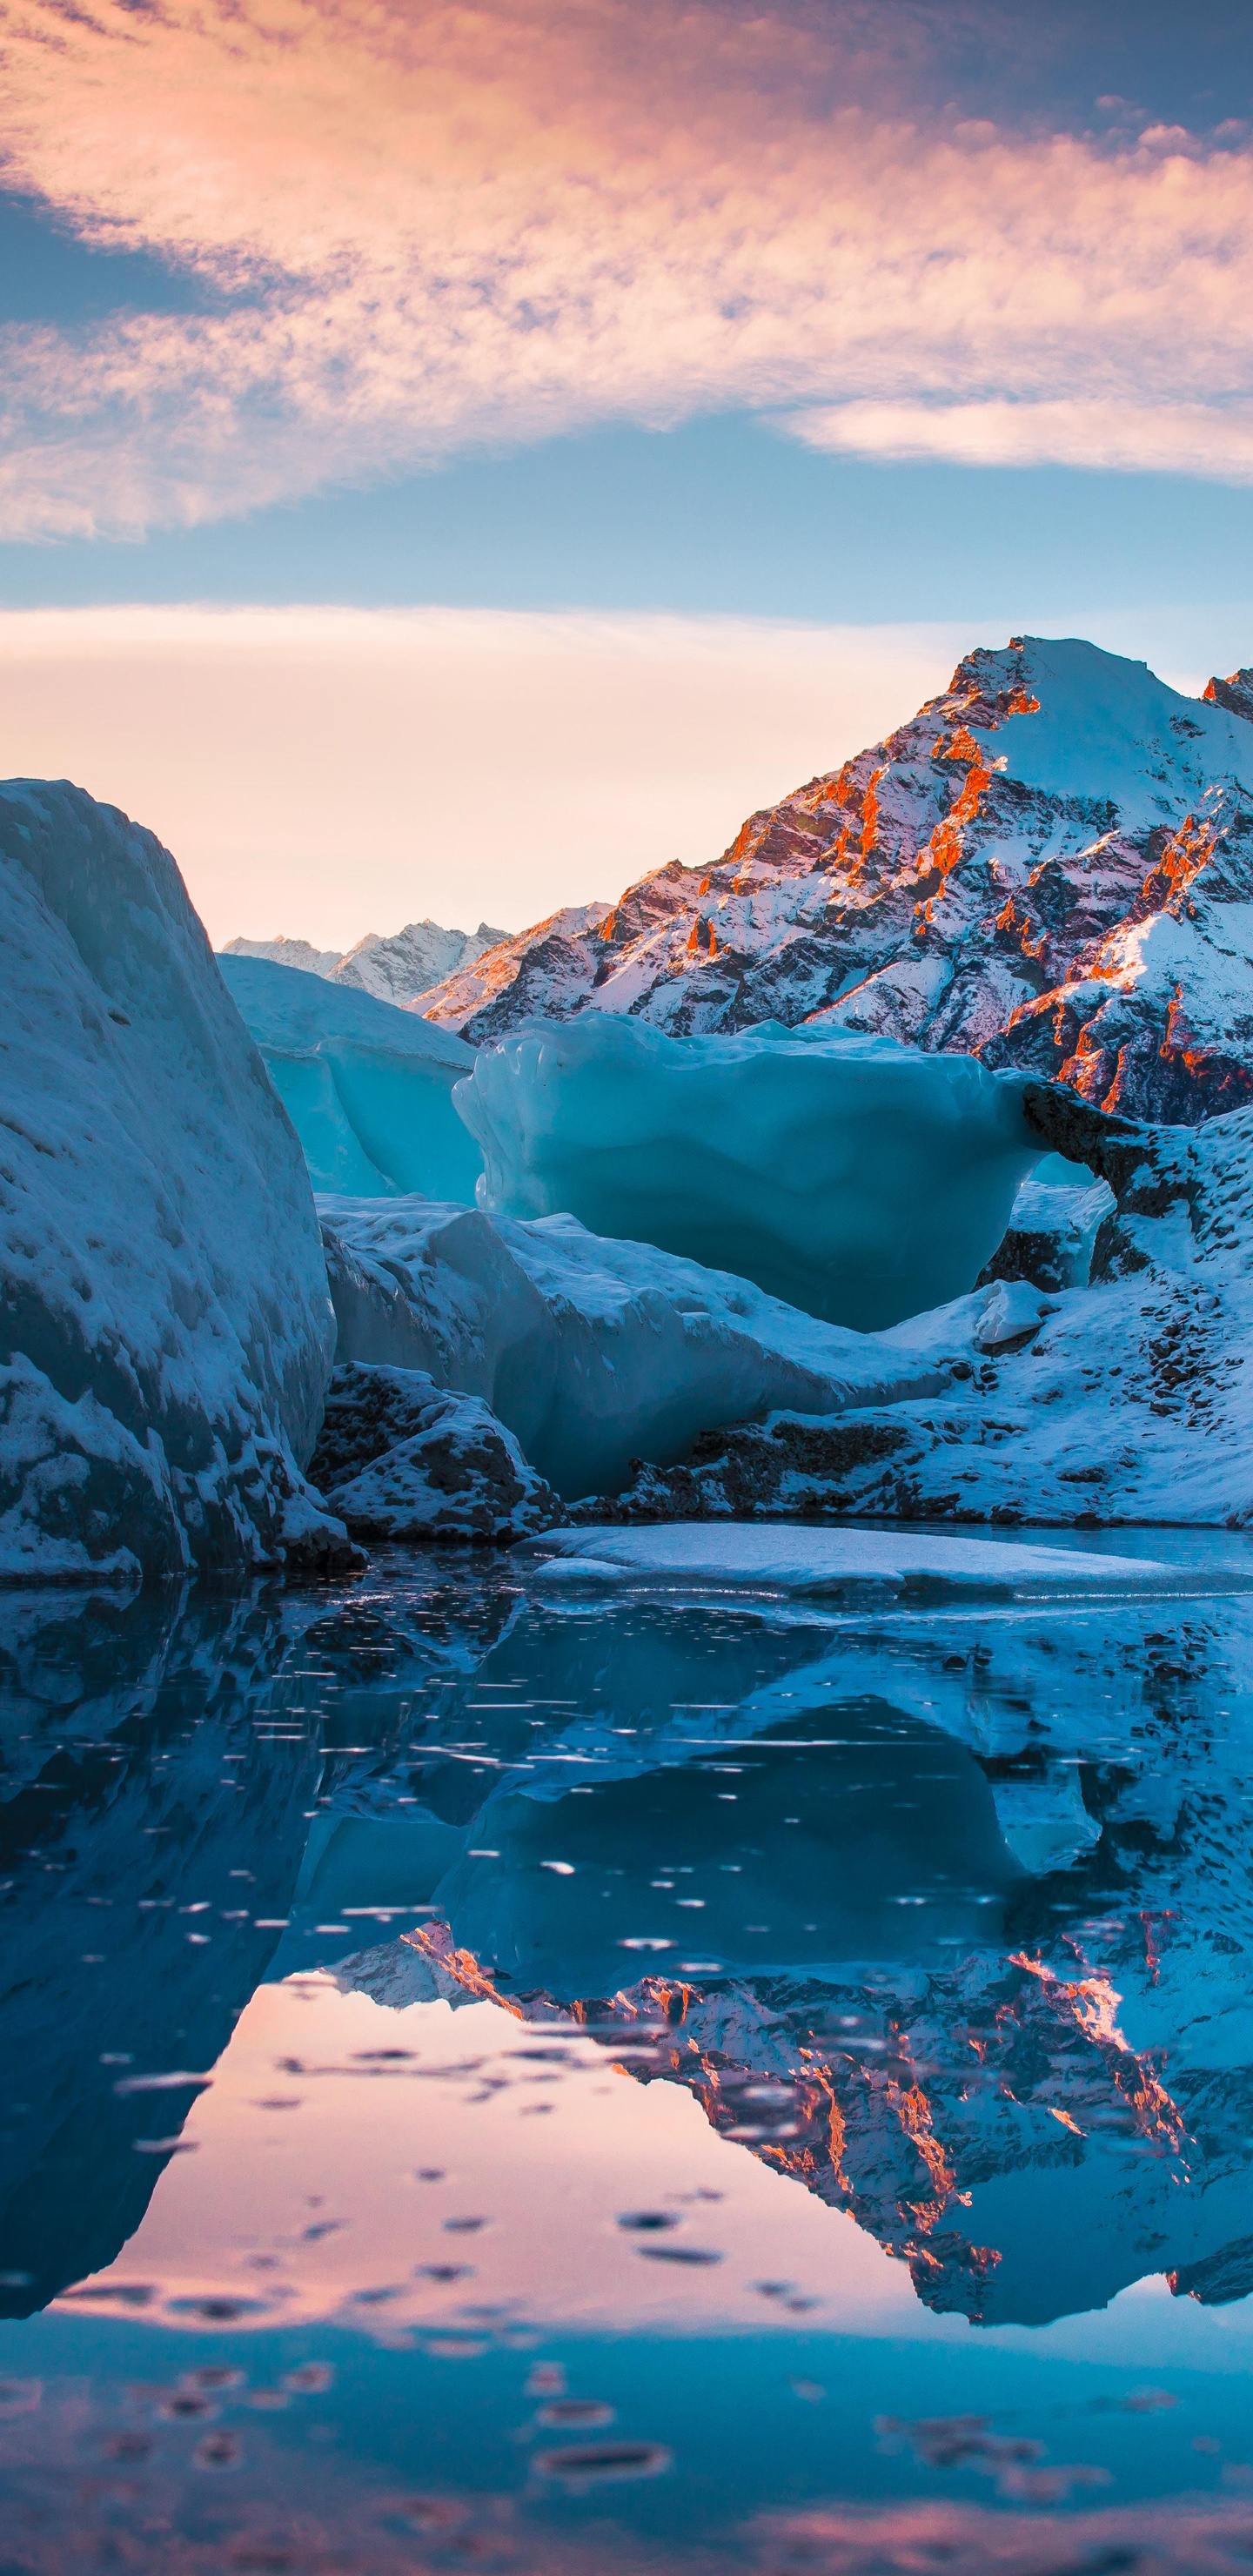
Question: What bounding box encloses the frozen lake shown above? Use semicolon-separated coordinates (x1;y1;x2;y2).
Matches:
5;1532;1253;2573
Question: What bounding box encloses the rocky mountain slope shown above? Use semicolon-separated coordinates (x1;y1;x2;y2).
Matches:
421;637;1253;1125
223;916;506;1006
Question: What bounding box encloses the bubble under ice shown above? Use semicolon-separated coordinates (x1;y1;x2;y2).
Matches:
453;1015;1043;1328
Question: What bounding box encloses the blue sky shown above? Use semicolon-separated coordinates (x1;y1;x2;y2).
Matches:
3;0;1253;943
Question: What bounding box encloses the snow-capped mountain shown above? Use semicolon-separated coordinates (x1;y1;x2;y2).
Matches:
332;917;506;1005
420;637;1253;1124
221;917;507;1007
222;933;343;975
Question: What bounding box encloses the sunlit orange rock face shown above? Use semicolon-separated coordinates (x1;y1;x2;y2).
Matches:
422;637;1253;1126
407;1914;1222;2331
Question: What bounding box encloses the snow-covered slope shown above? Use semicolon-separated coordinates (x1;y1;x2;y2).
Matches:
0;783;352;1583
318;1195;955;1499
221;917;508;1007
218;955;482;1200
332;917;506;1005
421;638;1253;1124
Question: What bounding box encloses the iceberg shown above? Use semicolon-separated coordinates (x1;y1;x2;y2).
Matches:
308;1360;563;1542
220;953;483;1201
452;1013;1042;1328
318;1195;953;1499
0;782;352;1582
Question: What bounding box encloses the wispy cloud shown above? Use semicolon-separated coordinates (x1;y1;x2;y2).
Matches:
3;1;1253;535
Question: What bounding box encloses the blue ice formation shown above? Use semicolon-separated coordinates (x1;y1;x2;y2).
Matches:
0;783;346;1582
220;954;483;1202
452;1014;1043;1329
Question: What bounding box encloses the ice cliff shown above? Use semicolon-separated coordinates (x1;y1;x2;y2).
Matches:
0;782;353;1584
219;954;483;1200
421;636;1253;1124
454;1012;1042;1327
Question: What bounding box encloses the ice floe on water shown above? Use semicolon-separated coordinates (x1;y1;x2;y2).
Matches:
514;1520;1247;1603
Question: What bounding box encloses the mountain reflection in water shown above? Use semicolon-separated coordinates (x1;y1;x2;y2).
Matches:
4;1541;1253;2572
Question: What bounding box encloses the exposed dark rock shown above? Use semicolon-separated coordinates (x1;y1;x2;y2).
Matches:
309;1360;565;1544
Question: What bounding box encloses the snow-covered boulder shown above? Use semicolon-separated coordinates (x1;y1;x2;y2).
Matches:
421;636;1253;1125
308;1360;564;1542
453;1013;1042;1328
318;1195;951;1499
218;954;482;1200
0;781;355;1585
977;1151;1115;1293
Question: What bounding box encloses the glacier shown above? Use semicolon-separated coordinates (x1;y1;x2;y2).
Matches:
0;782;353;1584
219;953;483;1201
452;1011;1042;1327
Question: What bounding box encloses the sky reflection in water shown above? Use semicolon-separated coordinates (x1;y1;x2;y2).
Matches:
4;1541;1253;2572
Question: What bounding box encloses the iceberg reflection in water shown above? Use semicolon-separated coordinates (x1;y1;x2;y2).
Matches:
5;1537;1253;2572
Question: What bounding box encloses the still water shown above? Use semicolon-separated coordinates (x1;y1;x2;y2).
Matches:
5;1537;1253;2573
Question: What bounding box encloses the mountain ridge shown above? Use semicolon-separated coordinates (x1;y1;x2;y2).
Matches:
417;635;1253;1125
222;916;506;1007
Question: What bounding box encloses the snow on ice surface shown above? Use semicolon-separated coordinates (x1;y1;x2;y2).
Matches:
317;1194;955;1499
454;1013;1042;1328
513;1521;1231;1603
0;782;349;1582
219;953;483;1201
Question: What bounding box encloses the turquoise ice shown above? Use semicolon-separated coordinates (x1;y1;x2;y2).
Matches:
454;1012;1042;1328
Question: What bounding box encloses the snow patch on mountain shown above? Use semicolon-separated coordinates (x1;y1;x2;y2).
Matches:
332;918;507;1006
222;934;343;976
223;918;508;1008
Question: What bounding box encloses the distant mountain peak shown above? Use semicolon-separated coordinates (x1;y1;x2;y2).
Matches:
220;916;507;1010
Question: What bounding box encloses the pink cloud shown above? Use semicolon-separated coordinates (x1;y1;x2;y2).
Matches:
3;1;1253;533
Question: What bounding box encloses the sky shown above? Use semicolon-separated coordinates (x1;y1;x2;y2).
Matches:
3;0;1253;948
